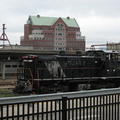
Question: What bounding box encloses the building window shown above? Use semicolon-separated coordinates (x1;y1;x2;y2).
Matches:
19;65;23;68
58;38;62;40
58;48;62;50
12;65;17;68
58;33;62;35
6;65;11;68
58;43;62;45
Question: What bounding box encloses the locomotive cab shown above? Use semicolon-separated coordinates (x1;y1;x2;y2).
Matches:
105;50;118;61
86;50;118;61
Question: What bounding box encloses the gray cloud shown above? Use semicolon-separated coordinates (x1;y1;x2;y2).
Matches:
0;0;120;48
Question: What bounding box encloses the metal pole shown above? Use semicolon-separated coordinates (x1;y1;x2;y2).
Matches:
2;61;5;80
62;96;67;120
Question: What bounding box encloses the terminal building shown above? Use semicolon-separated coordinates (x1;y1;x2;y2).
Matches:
20;15;85;51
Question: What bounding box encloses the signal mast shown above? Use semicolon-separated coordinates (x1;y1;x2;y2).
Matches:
0;24;12;48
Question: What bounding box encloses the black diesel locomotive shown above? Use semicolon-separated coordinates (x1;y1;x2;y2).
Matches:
14;50;120;94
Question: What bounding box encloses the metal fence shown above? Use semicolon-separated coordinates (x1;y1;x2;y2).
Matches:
0;88;120;120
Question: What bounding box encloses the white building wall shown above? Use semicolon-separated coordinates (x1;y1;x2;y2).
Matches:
76;32;85;41
4;45;33;50
29;30;44;39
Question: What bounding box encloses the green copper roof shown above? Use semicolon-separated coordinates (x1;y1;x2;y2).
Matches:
29;16;79;28
62;18;79;28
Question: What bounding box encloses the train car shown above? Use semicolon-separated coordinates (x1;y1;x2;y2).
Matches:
14;50;120;94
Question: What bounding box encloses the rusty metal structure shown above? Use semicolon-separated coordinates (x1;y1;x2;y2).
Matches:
0;24;12;48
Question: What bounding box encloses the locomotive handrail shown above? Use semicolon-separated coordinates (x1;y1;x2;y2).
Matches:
36;62;105;79
99;61;105;69
37;68;41;79
27;60;110;82
35;61;109;84
36;62;105;71
17;68;34;88
26;68;34;88
37;68;40;88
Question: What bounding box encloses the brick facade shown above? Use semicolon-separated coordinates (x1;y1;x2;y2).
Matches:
20;16;85;51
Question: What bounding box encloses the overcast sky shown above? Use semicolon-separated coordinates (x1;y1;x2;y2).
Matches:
0;0;120;48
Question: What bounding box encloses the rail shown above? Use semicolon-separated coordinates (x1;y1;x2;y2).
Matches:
0;88;120;119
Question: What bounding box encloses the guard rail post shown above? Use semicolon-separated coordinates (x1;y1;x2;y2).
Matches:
62;96;67;120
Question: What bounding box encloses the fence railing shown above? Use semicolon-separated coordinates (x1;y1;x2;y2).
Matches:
0;88;120;120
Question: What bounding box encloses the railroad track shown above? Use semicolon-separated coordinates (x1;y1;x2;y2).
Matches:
0;80;15;89
0;85;15;89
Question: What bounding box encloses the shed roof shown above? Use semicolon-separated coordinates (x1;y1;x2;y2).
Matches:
28;15;79;28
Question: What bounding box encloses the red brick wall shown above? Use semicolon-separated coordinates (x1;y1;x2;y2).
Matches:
21;18;85;51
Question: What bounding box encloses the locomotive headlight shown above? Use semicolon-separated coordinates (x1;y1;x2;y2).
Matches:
113;69;115;72
95;61;97;63
107;69;109;72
